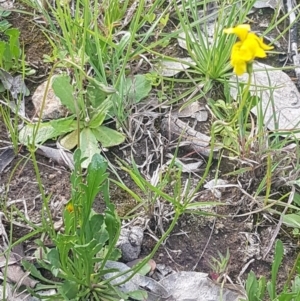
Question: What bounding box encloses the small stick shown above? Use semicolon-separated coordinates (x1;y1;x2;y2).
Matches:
286;0;300;85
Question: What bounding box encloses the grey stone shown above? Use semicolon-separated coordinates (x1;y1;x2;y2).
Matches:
116;226;144;262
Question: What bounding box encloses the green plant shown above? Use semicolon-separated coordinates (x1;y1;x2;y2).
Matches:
208;97;240;153
166;0;256;105
21;150;133;300
207;248;230;280
242;240;300;301
112;154;223;222
0;7;21;73
0;26;21;71
208;79;262;155
0;8;12;32
19;72;126;168
26;0;155;126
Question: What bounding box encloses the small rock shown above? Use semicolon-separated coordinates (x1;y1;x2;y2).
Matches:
32;76;69;120
117;226;144;262
159;271;246;301
153;264;175;281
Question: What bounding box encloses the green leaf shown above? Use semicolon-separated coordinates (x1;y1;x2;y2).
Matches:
88;98;112;128
47;248;61;269
63;206;76;235
283;214;300;229
245;271;266;301
19;117;78;145
54;234;77;268
0;41;6;66
85;214;107;244
89;109;106;128
47;248;61;277
107;247;122;261
127;290;148;300
80;154;108;228
74;239;103;258
3;42;12;70
277;292;298;301
293;193;300;206
257;276;266;300
50;115;78;130
85;153;108;204
92;126;125;147
137;261;152;276
22;260;58;284
6;28;20;60
59;279;79;300
60;129;79;150
0;20;11;32
87;82;108;108
80;128;100;168
19;122;57;145
52;75;76;114
267;240;284;300
125;74;152;103
91;78;116;95
104;209;119;245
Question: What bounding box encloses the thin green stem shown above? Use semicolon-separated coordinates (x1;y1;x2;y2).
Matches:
285;252;300;290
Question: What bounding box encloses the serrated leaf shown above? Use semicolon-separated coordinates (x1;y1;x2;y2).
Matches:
92;126;125;147
80;128;100;168
125;74;152;103
52;75;76;114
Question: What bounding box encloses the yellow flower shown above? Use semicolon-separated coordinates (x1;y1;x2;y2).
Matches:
224;24;273;75
66;202;74;213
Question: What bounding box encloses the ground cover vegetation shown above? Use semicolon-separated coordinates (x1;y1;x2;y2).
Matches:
0;0;300;300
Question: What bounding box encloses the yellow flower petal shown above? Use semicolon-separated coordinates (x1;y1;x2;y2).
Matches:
225;24;273;75
233;60;247;76
242;34;267;58
257;36;274;50
231;42;252;63
224;24;251;41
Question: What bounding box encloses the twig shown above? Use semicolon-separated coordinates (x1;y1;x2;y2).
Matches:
286;0;300;85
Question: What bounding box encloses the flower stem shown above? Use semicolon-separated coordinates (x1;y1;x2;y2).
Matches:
233;65;253;155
